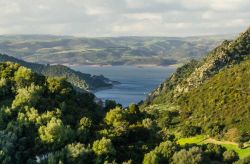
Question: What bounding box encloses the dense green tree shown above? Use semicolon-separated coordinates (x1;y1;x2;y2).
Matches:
172;147;204;164
77;117;93;142
104;100;120;111
14;66;35;88
38;108;62;125
0;131;17;164
223;150;239;163
128;103;140;114
38;118;74;146
143;141;179;164
0;62;19;78
158;128;176;141
0;78;11;97
92;137;116;156
12;84;43;108
142;118;156;130
65;143;93;163
181;125;201;137
204;143;226;161
17;106;39;124
104;107;128;128
92;137;116;163
4;121;37;163
47;77;72;95
234;155;250;164
143;151;160;164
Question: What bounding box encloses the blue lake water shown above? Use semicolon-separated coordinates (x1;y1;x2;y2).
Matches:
71;65;176;107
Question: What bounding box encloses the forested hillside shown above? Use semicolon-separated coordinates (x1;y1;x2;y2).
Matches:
141;27;250;159
0;54;115;90
0;26;249;164
148;27;250;102
0;0;249;163
177;58;250;132
1;62;249;164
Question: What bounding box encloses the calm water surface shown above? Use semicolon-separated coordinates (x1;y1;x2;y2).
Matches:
71;65;176;107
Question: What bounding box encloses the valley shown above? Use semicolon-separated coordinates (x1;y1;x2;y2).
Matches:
0;25;249;164
1;0;250;163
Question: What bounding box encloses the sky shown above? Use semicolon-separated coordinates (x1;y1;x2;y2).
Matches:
0;0;249;37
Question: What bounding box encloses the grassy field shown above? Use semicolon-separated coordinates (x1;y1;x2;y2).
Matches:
177;135;250;159
221;144;250;159
177;135;207;145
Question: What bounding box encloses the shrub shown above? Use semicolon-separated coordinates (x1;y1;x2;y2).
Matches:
181;125;201;137
172;147;204;164
223;150;239;163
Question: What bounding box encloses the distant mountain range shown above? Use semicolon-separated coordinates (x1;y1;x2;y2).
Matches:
0;35;234;66
0;53;116;91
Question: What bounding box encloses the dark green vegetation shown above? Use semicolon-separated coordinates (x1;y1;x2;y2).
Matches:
142;26;250;160
148;26;250;102
177;58;250;132
0;53;115;90
1;30;249;163
0;35;232;66
1;62;249;164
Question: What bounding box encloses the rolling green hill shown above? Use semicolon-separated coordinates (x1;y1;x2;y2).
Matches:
177;58;250;131
143;26;250;144
0;53;115;90
1;61;249;164
0;35;233;66
148;26;250;103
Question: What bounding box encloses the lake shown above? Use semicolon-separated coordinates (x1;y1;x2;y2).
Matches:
71;65;176;107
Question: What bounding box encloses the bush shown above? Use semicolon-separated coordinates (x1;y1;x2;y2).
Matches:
77;117;92;142
143;151;160;164
225;128;240;142
234;155;250;164
172;147;204;164
238;142;244;149
143;141;179;164
65;143;92;163
181;125;201;137
92;137;116;156
204;144;226;161
223;150;239;163
38;118;74;146
104;107;127;127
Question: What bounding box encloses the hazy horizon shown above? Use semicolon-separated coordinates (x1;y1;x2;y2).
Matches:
0;33;237;38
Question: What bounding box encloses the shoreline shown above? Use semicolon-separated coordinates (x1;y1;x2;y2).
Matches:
52;63;182;68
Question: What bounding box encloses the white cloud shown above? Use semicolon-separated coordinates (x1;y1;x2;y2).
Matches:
210;0;250;11
112;23;145;33
85;6;111;15
0;0;248;36
124;13;163;21
180;0;209;10
0;1;20;15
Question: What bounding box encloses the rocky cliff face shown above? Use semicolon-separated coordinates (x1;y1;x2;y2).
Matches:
147;26;250;103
